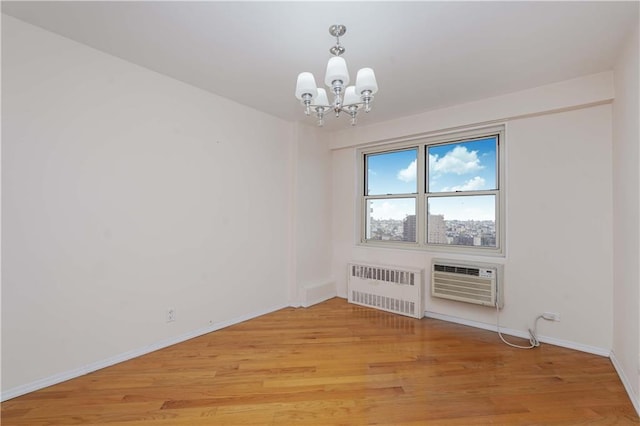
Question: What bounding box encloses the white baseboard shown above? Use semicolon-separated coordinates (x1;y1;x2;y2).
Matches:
610;350;640;417
424;311;610;357
301;281;336;308
1;302;289;402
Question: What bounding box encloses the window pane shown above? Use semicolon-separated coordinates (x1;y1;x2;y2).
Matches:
366;148;417;195
428;136;497;193
366;198;416;242
427;195;496;247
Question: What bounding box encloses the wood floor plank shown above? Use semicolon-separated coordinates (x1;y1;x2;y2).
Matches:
2;298;638;425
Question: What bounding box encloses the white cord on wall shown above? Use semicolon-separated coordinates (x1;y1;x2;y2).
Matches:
496;304;544;349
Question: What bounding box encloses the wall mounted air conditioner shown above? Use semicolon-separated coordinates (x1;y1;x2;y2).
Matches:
431;259;503;308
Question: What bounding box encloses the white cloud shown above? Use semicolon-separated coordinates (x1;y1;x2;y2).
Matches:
397;159;417;182
442;176;486;192
370;200;414;220
430;146;484;176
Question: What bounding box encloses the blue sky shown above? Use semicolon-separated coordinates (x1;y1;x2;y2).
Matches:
428;137;496;193
366;137;497;220
367;149;418;195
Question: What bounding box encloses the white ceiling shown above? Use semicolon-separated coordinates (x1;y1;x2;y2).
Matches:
2;1;638;130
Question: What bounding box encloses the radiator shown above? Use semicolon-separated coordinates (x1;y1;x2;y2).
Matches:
431;259;503;308
347;263;424;319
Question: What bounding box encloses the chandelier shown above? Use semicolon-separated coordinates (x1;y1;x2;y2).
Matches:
295;24;378;127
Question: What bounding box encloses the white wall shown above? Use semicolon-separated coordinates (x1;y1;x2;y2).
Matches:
330;72;614;151
292;123;334;306
612;23;640;413
331;75;615;354
1;16;294;396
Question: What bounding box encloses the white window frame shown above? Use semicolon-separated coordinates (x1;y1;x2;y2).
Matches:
358;125;505;256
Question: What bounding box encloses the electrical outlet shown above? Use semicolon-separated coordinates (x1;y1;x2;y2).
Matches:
167;308;176;322
543;312;560;321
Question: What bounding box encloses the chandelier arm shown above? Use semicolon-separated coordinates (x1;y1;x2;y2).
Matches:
300;93;313;116
328;109;358;125
315;106;326;127
331;81;344;110
341;101;367;108
360;90;374;113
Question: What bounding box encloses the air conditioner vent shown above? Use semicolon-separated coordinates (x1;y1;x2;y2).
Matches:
433;264;480;276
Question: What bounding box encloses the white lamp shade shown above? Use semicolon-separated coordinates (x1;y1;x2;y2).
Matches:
295;72;317;100
355;68;378;95
312;88;330;107
343;86;360;106
325;56;350;87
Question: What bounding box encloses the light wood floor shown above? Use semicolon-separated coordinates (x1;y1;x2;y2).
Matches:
2;297;638;425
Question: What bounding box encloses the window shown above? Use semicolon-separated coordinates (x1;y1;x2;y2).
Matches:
365;148;418;242
360;127;504;254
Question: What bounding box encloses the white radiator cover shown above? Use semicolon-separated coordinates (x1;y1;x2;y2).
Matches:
431;259;504;308
347;263;424;319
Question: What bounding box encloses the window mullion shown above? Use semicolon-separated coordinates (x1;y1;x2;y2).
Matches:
427;189;498;198
364;194;417;200
417;145;425;246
